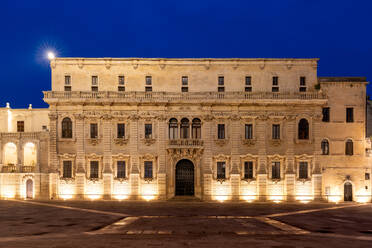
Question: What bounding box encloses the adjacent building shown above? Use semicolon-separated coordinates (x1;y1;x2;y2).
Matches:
0;58;371;202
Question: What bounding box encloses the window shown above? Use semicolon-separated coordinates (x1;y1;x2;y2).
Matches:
144;161;153;179
145;86;152;92
244;161;254;179
117;161;126;179
298;119;309;139
145;76;152;92
145;124;152;139
345;139;353;155
118;75;125;85
245;76;252;92
299;77;306;92
192;118;201;139
272;162;280;179
17;121;24;132
61;117;72;138
169;118;178;139
321;139;329;155
217;162;226;179
365;173;370;180
322;107;330;122
90;123;98;139
218;76;225;92
245;124;253;139
90;161;99;179
91;76;98;91
65;75;71;91
272;76;279;92
180;118;189;139
346;108;354;122
182;76;188;92
63;161;72;178
117;123;125;138
272;124;280;139
218;124;225;139
299;162;308;179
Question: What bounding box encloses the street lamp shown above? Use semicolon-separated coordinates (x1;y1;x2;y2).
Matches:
47;51;55;60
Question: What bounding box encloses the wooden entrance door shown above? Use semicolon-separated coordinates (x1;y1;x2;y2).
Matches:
175;159;194;196
344;182;352;201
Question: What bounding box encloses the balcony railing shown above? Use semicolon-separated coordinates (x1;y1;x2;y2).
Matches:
21;166;35;173
168;139;204;147
1;164;18;173
44;91;326;102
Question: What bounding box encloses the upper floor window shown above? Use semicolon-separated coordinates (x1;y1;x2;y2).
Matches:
145;76;152;92
144;161;153;179
272;76;279;92
218;124;225;139
272;161;281;179
345;139;353;155
91;76;98;91
61;117;73;138
272;124;280;139
169;118;178;139
245;76;252;92
366;173;370;180
182;76;188;92
180;118;190;139
64;75;71;91
63;161;72;178
17;121;24;132
117;123;125;138
217;161;226;179
321;139;329;155
244;161;254;179
118;75;125;91
299;162;308;179
299;77;306;92
145;124;152;139
117;161;126;179
245;124;253;139
218;76;225;92
298;119;309;140
192;118;201;139
90;161;99;179
322;107;330;122
90;123;98;139
346;108;354;122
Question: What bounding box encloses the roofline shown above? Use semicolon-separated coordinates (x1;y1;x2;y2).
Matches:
318;77;367;83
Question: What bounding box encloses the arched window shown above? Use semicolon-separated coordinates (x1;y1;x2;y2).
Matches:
345;139;353;156
24;142;37;166
169;118;178;139
180;118;189;139
62;117;72;138
192;118;201;139
4;142;17;165
298;118;309;139
321;139;329;155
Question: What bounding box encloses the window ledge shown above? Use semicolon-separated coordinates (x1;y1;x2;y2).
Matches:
142;138;156;146
86;178;101;183
59;177;75;183
242;139;256;146
270;139;282;146
215;139;229;146
295;139;312;144
59;137;76;142
270;178;282;183
241;178;256;183
114;138;129;146
296;178;311;183
114;177;129;182
87;138;101;146
143;177;155;183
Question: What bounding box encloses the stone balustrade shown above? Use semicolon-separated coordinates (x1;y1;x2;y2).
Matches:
0;132;47;139
0;165;36;173
21;166;35;173
168;139;204;147
1;164;18;173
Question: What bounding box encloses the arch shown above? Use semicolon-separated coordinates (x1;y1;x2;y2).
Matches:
62;117;73;138
321;139;329;155
180;118;190;139
4;142;17;165
344;182;353;201
175;159;194;196
26;179;33;199
345;139;353;156
298;118;309;139
192;118;201;139
23;142;37;166
169;118;178;139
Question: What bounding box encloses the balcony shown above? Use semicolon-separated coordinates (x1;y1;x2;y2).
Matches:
168;139;204;148
1;164;18;173
21;166;35;173
43;91;327;105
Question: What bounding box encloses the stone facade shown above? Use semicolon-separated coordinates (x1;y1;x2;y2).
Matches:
0;58;371;202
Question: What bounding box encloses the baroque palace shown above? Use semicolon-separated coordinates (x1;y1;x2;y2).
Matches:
0;58;371;203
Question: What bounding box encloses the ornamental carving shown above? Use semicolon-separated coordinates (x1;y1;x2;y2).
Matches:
242;139;256;146
73;113;85;120
128;114;140;121
270;139;282;146
215;139;229;146
88;138;101;146
49;113;58;121
114;138;129;146
167;148;204;162
143;138;156;146
203;114;214;122
101;114;112;121
229;114;241;121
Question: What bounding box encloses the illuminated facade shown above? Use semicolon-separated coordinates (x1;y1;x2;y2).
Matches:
0;58;371;203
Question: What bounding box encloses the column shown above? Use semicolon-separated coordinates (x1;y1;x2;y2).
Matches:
74;113;86;199
129;114;140;199
256;116;267;201
230;113;241;200
285;116;296;201
157;114;167;200
312;115;323;200
102;114;113;199
48;112;58;199
202;114;213;200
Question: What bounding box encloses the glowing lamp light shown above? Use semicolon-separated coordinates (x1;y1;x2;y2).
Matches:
3;191;15;198
296;196;313;204
328;195;341;203
270;195;283;203
242;195;256;202
142;195;155;201
356;189;370;203
216;195;228;202
60;194;73;200
47;51;55;60
114;194;128;201
88;194;101;200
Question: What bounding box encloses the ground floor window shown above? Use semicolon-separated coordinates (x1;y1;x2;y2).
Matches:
144;161;153;179
117;161;126;178
298;162;308;179
90;161;99;179
217;161;226;179
272;162;280;179
244;161;254;179
63;161;72;178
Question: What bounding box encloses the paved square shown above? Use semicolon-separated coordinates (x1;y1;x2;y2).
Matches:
0;200;371;247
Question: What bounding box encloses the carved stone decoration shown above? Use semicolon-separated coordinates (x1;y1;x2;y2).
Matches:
132;59;139;70
114;138;129;146
143;138;156;146
242;139;256;146
101;114;112;121
230;114;241;121
128;114;140;121
88;138;101;146
270;139;281;146
286;60;293;70
159;59;166;70
215;139;229;147
257;114;268;121
202;114;214;122
167;147;204;163
258;60;265;70
204;60;211;70
73;113;85;120
311;60;318;70
48;113;58;121
104;58;112;69
232;59;240;70
50;60;56;69
78;58;84;69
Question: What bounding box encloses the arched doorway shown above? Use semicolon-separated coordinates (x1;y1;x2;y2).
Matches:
26;179;33;199
175;159;194;196
344;182;353;201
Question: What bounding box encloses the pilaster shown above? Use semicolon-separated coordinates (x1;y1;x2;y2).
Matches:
102;114;113;199
312;114;323;200
230;112;241;200
157;114;167;199
202;113;213;200
256;116;267;201
285;116;296;201
129;113;140;199
74;113;86;199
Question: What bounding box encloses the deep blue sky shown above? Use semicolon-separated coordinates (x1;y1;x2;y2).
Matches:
1;0;371;108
